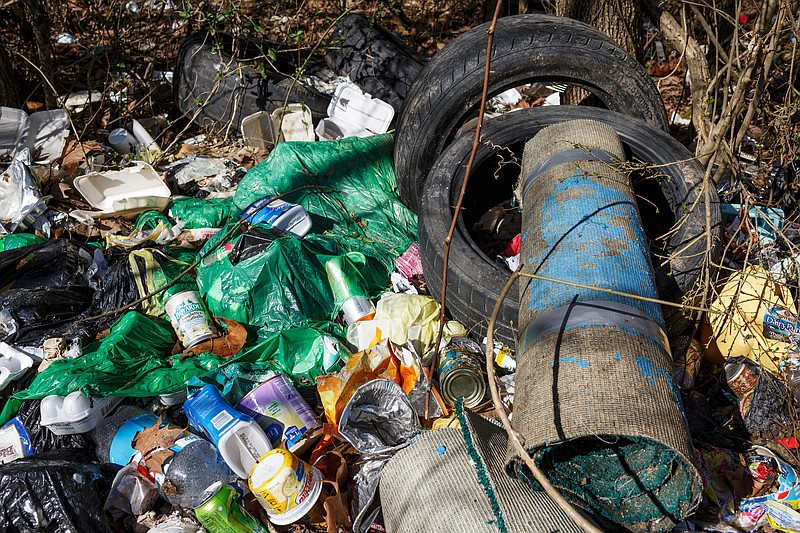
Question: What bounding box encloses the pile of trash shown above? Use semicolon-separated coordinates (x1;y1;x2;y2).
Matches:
1;10;800;533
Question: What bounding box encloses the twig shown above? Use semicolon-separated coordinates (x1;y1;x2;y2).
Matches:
485;267;604;533
425;0;504;420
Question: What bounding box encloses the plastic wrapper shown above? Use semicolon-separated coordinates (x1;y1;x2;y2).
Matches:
317;342;421;427
0;448;116;532
0;149;44;235
232;134;417;277
350;457;388;533
104;463;160;515
700;445;800;531
338;379;418;455
197;223;385;337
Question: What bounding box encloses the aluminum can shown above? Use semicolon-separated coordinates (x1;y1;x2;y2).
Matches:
438;337;486;408
194;482;268;533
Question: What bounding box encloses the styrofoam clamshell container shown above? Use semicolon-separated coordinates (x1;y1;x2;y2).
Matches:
272;104;314;142
0;107;69;164
315;82;394;141
0;342;34;391
40;392;124;435
72;162;171;215
241;111;277;149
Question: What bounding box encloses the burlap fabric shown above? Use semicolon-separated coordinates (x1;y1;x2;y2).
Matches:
380;406;585;533
510;121;702;531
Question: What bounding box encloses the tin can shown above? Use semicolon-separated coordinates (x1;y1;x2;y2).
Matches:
194;481;269;533
164;290;216;348
249;449;323;525
725;360;759;400
438;337;486;408
237;375;321;451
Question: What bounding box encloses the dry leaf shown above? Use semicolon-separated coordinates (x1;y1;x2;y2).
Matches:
60;139;104;175
143;447;175;475
181;318;247;358
132;416;187;456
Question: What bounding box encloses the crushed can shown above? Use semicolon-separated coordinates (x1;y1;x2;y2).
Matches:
438;337;486;408
194;481;269;533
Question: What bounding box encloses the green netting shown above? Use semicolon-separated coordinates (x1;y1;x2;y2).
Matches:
516;437;696;532
232;134;417;275
14;312;347;399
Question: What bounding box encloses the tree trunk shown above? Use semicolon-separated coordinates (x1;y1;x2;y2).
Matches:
0;41;23;108
556;0;644;106
556;0;643;60
23;0;54;106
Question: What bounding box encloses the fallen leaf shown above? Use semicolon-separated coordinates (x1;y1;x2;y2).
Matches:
181;318;247;358
132;416;187;457
60;139;104;175
142;447;175;475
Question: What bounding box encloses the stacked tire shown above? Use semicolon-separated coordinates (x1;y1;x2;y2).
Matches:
393;14;720;345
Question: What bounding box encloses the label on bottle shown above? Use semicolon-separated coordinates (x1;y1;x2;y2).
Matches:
763;305;800;344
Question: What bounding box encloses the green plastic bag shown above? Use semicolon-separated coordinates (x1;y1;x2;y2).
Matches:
187;327;348;403
169;197;236;228
14;311;345;399
232;134;417;275
14;312;178;399
0;233;47;251
196;224;385;337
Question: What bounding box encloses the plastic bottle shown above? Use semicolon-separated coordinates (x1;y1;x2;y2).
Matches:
325;254;376;326
163;439;235;508
184;384;272;479
93;405;234;508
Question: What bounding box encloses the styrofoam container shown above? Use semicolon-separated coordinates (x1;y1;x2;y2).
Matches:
72;162;171;215
0;342;34;391
0;107;69;164
315;82;394;141
40;392;123;435
272;104;314;142
241;111;277;149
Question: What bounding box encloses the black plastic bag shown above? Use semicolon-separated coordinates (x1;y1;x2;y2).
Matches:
86;246;141;322
0;286;96;345
0;448;115;532
0;240;99;291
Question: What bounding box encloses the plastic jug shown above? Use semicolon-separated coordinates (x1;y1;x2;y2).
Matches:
184;384;272;479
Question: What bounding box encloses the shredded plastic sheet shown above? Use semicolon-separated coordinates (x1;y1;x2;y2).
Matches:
232;134;417;275
14;312;346;399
